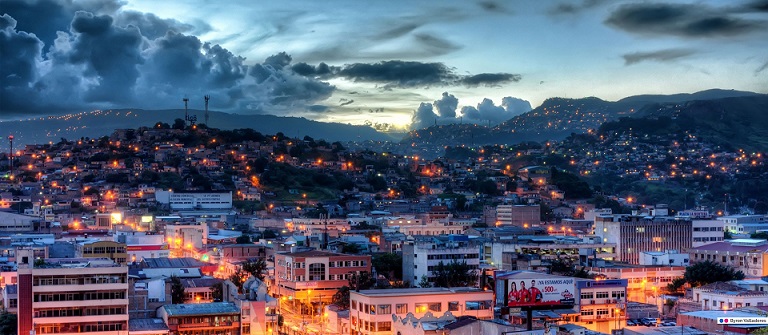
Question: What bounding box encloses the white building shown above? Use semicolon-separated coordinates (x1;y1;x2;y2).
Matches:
639;250;690;267
16;248;129;335
154;191;232;210
719;215;768;234
689;282;768;310
165;222;209;252
691;220;725;247
350;287;494;335
402;235;480;286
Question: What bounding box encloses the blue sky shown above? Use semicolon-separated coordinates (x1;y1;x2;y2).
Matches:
2;0;767;129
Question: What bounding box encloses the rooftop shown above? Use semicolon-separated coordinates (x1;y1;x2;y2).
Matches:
279;250;361;258
142;257;212;268
690;241;768;252
129;318;169;332
354;287;487;297
623;326;706;335
680;310;763;320
162;302;239;317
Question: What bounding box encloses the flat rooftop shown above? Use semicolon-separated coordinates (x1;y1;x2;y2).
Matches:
129;318;169;332
354;287;487;297
162;302;239;316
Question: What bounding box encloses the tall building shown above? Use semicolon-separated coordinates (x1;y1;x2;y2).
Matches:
402;235;480;286
16;247;129;335
155;191;233;210
594;215;692;264
495;204;540;227
691;219;726;247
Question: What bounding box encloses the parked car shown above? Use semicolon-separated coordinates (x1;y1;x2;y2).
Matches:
626;320;637;326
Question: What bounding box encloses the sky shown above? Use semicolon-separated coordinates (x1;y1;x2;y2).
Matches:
1;0;767;130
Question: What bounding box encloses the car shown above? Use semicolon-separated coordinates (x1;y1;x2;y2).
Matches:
626;321;636;326
662;322;676;326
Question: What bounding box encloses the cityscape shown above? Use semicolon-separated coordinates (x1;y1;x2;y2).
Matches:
2;1;768;335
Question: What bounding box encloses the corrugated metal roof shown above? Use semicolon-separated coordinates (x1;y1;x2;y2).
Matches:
162;302;239;316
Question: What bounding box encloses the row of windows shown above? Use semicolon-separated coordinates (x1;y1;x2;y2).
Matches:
693;227;723;232
34;275;126;286
82;246;126;254
34;290;126;302
351;318;391;332
426;254;479;260
580;291;626;299
328;260;367;267
426;264;480;271
581;308;610;316
34;306;125;318
350;300;491;315
36;322;125;334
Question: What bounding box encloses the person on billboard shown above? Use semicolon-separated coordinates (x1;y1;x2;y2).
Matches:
508;281;520;305
519;281;531;303
530;280;543;303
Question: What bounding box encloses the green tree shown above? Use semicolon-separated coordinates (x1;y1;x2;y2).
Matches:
170;276;185;304
683;260;745;287
667;278;686;292
172;118;186;130
348;271;376;291
236;235;251;244
372;253;403;280
418;275;431;288
242;258;268;282
211;282;223;302
0;311;16;335
332;286;351;310
229;268;248;294
431;261;479;288
341;243;363;254
751;232;768;239
724;230;733;239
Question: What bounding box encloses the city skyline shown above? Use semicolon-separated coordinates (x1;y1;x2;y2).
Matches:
1;0;767;129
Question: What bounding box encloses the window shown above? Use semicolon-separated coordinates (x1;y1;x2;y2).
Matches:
415;303;428;313
351;301;357;310
377;304;391;314
449;302;460;311
466;300;492;310
428;303;441;312
596;309;609;315
580;292;594;299
308;263;326;281
396;304;408;314
595;292;609;299
378;322;392;331
369;304;375;315
581;310;594;316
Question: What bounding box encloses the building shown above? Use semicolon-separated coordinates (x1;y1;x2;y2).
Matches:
0;211;38;232
688;282;768;310
677;310;766;334
128;318;170;335
639;250;689;267
115;231;170;263
687;239;768;277
75;239;129;265
594;215;692;264
16;248;129;335
1;284;17;314
690;219;726;247
274;250;371;303
483;237;616;270
350;287;494;335
402;235;480;286
155;191;233;210
586;265;685;303
495;204;541;227
157;302;241;335
166;222;209;255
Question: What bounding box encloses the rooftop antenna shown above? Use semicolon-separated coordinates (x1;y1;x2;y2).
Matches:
183;97;189;124
204;95;210;125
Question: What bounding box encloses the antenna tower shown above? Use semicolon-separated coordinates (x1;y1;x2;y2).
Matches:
7;135;13;182
204;95;210;125
183;97;189;123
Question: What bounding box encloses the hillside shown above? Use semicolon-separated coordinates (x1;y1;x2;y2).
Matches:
0;109;396;149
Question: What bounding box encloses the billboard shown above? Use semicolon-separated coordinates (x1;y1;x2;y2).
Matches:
497;275;576;307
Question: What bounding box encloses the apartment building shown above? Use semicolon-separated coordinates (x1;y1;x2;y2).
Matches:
157;302;241;335
688;239;768;277
155;191;233;210
586;265;685;303
495;204;541;227
16;248;129;335
594;215;692;264
350;287;493;335
75;239;129;265
691;219;725;247
274;250;370;303
402;235;480;286
682;282;768;311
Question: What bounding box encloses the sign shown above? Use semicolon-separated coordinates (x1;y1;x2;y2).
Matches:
503;277;576;307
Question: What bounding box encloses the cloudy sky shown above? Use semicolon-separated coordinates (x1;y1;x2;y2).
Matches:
1;0;767;130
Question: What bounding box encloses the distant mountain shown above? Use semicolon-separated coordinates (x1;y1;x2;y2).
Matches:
402;89;766;147
0;109;396;149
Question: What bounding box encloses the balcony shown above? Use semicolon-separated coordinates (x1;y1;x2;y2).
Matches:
178;321;239;329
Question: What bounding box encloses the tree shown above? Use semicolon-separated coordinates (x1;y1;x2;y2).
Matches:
683;260;745;287
229;268;248;294
667;278;686;292
172;118;186;130
332;286;351;310
242;258;268;282
372;253;403;280
211;282;223;302
348;271;376;291
724;230;733;239
418;275;431;288
170;276;185;304
236;235;251;244
431;261;479;288
341;243;362;254
0;311;16;335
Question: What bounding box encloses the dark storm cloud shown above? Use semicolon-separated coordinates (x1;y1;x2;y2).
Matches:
339;99;355;107
0;14;45;113
756;60;768;75
413;33;462;55
114;10;210;40
623;49;696;65
298;60;521;89
433;92;458;118
605;3;766;38
460;73;522;87
307;105;329;113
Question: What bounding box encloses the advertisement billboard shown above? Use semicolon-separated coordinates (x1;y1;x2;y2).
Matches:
496;272;576;307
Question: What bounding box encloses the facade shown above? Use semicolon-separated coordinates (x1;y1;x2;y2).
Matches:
718;215;767;234
495;204;541;227
75;239;129;265
157;302;241;335
585;265;685;304
677;310;765;334
166;222;210;255
688;282;768;310
398;222;471;236
638;250;689;267
274;250;371;303
483;238;616;270
402;235;480;286
155;191;233;210
691;219;725;247
687;239;768;277
16;248;129;335
594;215;692;264
350;287;494;335
0;211;38;232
